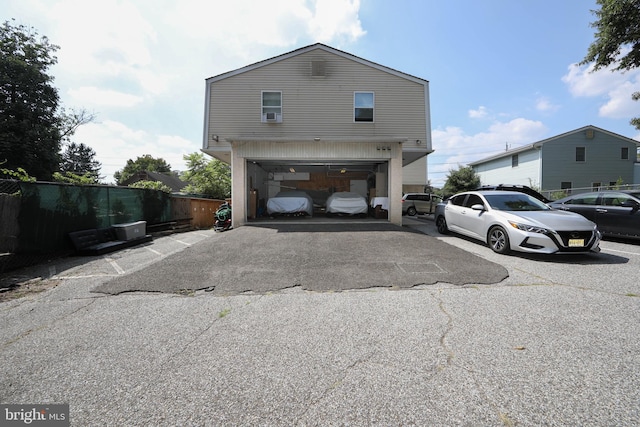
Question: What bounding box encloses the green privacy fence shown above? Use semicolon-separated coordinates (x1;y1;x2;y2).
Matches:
0;180;171;254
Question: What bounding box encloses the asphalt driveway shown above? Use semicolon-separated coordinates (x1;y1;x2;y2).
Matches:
94;221;508;295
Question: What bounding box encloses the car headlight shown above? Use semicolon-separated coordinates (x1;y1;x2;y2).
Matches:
508;221;549;234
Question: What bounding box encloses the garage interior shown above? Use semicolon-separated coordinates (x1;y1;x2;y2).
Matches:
245;159;389;219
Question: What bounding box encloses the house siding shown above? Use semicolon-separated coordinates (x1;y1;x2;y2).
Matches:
541;128;637;189
474;149;541;187
402;158;427;186
470;126;640;193
206;49;428;151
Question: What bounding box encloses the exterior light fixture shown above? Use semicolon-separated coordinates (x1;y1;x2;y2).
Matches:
289;167;296;173
340;168;346;174
314;137;321;141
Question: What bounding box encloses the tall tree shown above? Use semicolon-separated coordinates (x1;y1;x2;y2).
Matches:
581;0;640;130
114;154;172;185
442;165;480;197
0;20;61;180
180;152;231;199
59;142;102;182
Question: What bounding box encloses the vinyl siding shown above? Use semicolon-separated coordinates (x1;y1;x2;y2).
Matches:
474;149;541;187
402;157;427;185
206;49;428;150
541;129;637;189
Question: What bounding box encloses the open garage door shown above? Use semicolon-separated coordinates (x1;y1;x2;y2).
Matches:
245;160;389;220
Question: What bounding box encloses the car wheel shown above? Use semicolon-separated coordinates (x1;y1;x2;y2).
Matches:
488;226;510;254
407;206;417;216
436;216;449;234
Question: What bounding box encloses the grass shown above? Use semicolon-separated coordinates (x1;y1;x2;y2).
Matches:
218;308;231;318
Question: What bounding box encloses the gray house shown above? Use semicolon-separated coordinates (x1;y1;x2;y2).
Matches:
202;43;432;227
469;125;640;194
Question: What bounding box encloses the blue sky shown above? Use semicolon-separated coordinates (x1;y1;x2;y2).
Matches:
4;0;640;186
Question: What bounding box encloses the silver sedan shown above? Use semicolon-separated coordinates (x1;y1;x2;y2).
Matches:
434;191;601;255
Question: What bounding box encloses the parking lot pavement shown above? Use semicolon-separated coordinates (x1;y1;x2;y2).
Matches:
1;218;639;426
94;221;508;295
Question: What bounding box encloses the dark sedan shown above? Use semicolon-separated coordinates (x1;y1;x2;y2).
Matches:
549;190;640;240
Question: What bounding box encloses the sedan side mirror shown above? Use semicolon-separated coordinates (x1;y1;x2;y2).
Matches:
621;200;640;211
471;204;485;211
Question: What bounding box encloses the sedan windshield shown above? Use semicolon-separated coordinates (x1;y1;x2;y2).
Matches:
484;194;550;211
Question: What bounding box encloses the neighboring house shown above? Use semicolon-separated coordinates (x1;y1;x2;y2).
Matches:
469;125;640;195
120;171;188;193
202;43;432;227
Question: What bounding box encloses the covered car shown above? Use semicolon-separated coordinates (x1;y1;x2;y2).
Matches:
325;192;368;216
267;191;314;216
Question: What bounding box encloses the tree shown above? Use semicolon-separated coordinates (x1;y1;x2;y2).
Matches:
180;152;231;199
52;171;97;185
60;142;101;183
442;165;480;196
128;180;172;193
113;154;172;185
581;0;640;130
0;20;61;180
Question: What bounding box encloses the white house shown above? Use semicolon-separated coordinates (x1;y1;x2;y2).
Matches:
202;43;432;227
469;125;640;195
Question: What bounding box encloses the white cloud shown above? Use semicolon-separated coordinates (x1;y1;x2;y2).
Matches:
75;121;199;184
535;96;560;113
562;62;640;119
68;87;144;108
468;106;489;119
429;118;547;187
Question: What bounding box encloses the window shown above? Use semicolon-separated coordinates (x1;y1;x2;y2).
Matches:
592;182;601;191
621;147;629;160
511;154;519;167
262;91;282;122
565;194;598;205
464;194;484;208
354;92;374;122
576;147;586;162
603;193;632;207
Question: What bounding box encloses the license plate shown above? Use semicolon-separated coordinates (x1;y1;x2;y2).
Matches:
569;239;585;247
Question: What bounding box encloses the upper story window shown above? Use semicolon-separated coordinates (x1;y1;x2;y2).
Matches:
621;147;629;160
354;92;374;122
262;91;282;122
575;147;586;162
511;154;519;167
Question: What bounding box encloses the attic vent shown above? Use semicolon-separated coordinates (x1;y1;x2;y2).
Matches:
311;60;326;77
586;129;594;139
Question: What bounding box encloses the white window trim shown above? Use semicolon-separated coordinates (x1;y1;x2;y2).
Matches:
354;91;374;123
261;90;282;123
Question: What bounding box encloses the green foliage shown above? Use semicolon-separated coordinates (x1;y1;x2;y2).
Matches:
60;142;101;182
128;180;172;193
52;171;97;185
0;167;36;182
0;20;62;180
582;0;640;130
114;154;172;185
442;165;481;196
180;152;231;199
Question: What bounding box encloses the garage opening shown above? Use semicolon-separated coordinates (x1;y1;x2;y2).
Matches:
245;160;389;220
